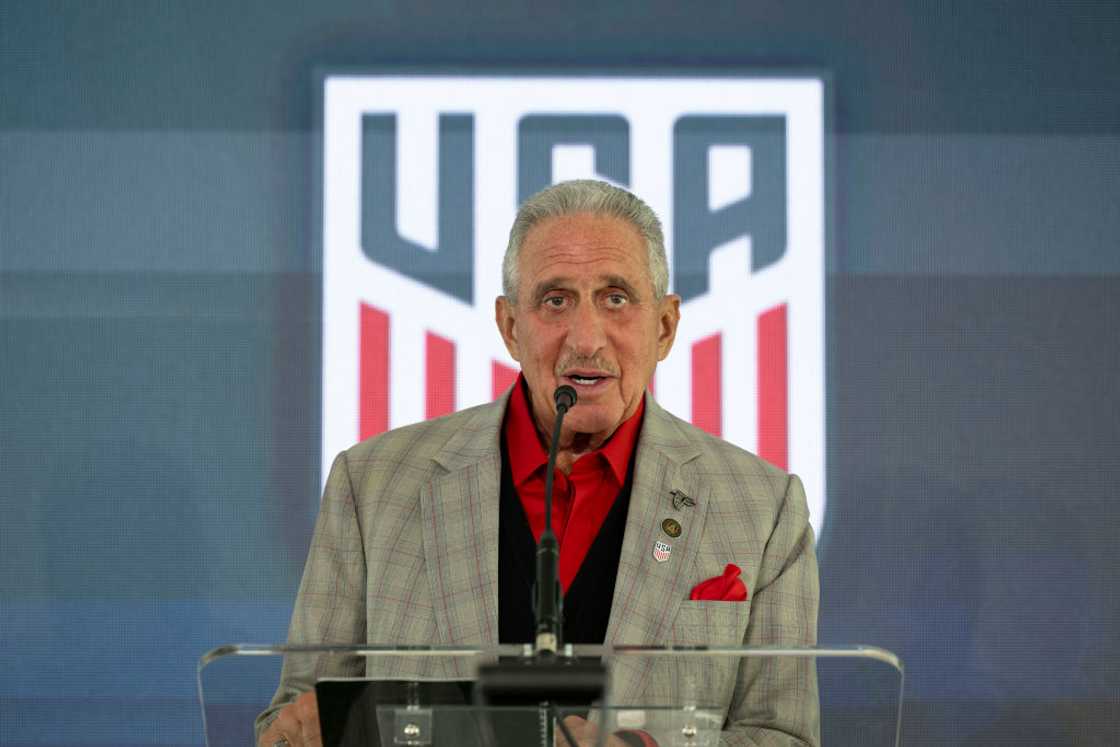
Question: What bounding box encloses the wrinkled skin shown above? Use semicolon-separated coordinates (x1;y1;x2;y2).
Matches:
496;212;680;472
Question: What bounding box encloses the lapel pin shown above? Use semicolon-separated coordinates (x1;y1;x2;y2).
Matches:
653;540;672;563
661;518;682;538
670;489;695;510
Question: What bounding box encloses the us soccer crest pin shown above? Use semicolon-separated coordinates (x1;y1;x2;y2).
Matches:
653;540;672;563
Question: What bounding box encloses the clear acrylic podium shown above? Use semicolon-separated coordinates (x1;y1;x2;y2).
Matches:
199;644;903;746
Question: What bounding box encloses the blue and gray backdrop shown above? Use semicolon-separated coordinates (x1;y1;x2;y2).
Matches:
2;2;1118;746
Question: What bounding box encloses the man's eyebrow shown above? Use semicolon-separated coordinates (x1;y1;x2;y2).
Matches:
529;277;574;304
530;275;645;303
602;275;642;300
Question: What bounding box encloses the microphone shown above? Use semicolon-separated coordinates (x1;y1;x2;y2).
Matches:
476;383;605;745
554;384;577;411
535;385;577;655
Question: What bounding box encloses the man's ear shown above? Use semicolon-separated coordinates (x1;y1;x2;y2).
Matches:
656;294;681;361
495;296;522;362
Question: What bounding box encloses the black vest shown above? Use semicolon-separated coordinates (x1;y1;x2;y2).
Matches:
498;438;637;645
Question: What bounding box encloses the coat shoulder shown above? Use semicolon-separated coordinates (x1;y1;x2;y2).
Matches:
344;400;498;458
337;399;505;496
645;401;797;522
649;401;790;483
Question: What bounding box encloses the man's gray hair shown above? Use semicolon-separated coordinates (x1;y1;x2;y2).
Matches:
502;180;670;303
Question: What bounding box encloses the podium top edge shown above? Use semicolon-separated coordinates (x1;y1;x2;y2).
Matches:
198;643;902;672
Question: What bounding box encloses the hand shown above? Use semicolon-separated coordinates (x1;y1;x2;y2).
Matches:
555;715;630;747
258;691;321;747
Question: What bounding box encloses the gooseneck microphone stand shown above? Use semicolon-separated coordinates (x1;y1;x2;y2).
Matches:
476;385;608;747
535;384;575;656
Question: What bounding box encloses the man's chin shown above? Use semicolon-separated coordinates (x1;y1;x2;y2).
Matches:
563;408;623;442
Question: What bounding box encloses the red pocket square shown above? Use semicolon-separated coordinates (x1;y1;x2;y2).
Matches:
689;563;748;602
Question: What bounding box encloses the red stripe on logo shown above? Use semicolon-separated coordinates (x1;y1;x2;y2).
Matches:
691;333;722;437
425;332;456;419
491;361;519;400
758;304;788;470
359;303;390;440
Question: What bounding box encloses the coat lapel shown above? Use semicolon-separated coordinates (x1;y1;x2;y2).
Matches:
606;396;710;704
418;397;507;648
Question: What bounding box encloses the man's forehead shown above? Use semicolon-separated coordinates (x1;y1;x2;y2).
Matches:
522;212;641;248
524;242;641;268
514;212;653;296
521;251;652;296
520;214;644;265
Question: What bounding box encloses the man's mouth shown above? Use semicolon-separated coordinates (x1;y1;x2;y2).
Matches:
562;371;614;388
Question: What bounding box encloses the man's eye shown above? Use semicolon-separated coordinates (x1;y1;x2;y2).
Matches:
544;296;567;308
606;293;628;307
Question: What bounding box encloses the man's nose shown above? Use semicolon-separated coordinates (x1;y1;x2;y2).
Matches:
565;300;608;357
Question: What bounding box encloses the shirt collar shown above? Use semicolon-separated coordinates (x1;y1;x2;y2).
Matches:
504;374;645;486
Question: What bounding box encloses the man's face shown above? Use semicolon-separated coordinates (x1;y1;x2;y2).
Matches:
496;212;680;447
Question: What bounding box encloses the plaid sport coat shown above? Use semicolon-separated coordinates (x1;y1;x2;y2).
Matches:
260;391;819;746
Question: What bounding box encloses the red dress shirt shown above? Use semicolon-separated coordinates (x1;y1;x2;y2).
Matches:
504;375;644;593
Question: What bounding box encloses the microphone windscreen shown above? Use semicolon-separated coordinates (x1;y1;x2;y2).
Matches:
553;385;577;410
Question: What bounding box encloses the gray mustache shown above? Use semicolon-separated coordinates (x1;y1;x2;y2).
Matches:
555;357;618;377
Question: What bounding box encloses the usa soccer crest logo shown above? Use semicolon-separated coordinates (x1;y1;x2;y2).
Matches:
319;72;828;538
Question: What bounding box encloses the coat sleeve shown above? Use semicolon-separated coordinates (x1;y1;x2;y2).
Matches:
721;473;821;747
253;450;368;741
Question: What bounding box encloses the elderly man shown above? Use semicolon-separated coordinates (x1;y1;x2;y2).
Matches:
258;180;819;747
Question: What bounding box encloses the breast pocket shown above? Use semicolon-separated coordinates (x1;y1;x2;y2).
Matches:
631;601;752;716
671;600;752;645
